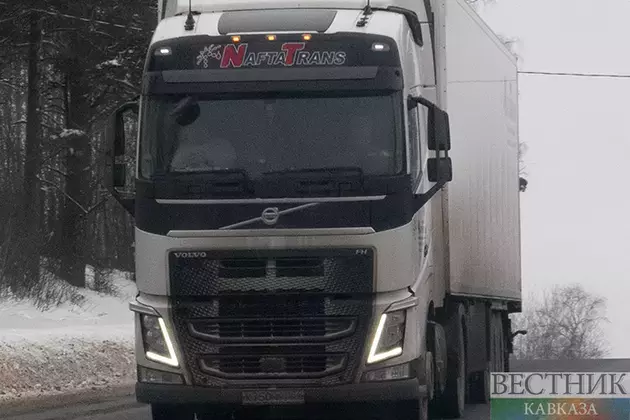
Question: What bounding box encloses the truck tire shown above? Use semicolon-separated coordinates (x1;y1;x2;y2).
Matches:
438;303;466;418
492;312;505;373
503;314;511;372
151;404;195;420
469;311;505;404
468;366;490;404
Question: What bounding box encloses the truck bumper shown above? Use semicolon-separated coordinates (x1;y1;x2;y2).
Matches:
136;379;426;406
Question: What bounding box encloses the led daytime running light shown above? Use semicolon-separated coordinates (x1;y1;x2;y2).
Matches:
145;318;179;367
367;313;403;364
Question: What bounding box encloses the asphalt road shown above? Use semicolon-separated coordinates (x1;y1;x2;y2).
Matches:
2;399;490;420
5;359;630;420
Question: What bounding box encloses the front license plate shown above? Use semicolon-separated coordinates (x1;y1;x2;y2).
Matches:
242;389;305;405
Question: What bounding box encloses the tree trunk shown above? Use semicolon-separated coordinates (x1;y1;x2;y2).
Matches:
59;34;90;288
18;12;43;291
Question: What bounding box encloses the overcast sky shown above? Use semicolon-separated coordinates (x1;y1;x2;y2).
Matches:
476;0;630;357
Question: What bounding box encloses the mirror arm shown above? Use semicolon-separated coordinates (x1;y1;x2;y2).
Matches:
119;197;135;216
413;178;447;212
407;94;438;110
103;178;135;217
111;189;135;216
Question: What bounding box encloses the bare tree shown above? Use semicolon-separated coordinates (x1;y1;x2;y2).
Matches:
512;284;609;360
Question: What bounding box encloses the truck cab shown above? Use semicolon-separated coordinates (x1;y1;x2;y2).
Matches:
106;0;520;419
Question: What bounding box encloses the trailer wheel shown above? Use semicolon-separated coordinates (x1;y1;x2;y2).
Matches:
438;303;466;418
151;404;194;420
469;311;506;404
492;312;506;373
468;365;490;404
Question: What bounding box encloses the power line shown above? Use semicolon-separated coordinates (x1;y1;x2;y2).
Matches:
519;70;630;79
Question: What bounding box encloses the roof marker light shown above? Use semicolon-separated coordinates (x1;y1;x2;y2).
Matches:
371;42;390;52
232;36;241;43
266;34;277;41
156;47;172;56
302;34;312;41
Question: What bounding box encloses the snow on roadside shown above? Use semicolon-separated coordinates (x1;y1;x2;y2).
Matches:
0;270;137;402
0;340;135;402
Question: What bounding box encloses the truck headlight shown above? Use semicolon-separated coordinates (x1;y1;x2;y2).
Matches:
367;311;406;364
141;315;179;367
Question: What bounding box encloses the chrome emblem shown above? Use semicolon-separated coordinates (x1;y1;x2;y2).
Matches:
219;203;319;230
261;207;280;226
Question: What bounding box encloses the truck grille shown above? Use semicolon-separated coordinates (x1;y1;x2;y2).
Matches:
169;249;374;387
169;249;373;296
200;353;347;379
189;317;356;343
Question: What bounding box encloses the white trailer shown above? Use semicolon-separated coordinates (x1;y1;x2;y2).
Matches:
441;0;521;302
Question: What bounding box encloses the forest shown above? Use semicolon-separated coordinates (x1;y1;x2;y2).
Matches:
0;1;156;304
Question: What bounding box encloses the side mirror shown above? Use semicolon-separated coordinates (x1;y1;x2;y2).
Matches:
428;107;451;151
109;102;139;158
106;102;139;216
113;163;127;188
407;95;451;151
427;157;453;183
408;94;453;212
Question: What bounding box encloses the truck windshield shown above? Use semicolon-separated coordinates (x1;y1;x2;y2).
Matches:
139;93;403;179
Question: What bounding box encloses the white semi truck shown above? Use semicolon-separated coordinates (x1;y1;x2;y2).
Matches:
106;0;521;418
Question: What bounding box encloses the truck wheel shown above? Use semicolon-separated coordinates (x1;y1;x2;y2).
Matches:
492;312;505;373
151;404;195;420
469;311;505;404
468;365;490;403
438;303;466;418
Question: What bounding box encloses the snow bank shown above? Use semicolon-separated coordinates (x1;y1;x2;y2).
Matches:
0;340;135;402
0;271;137;402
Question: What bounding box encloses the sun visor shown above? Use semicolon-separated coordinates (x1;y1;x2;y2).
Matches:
218;9;337;34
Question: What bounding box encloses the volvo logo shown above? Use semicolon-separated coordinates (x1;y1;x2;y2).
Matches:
219;203;319;230
261;207;280;225
173;252;207;258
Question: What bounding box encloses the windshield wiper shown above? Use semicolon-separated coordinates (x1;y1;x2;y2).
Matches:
154;169;251;196
261;166;364;196
262;166;364;177
167;168;249;177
